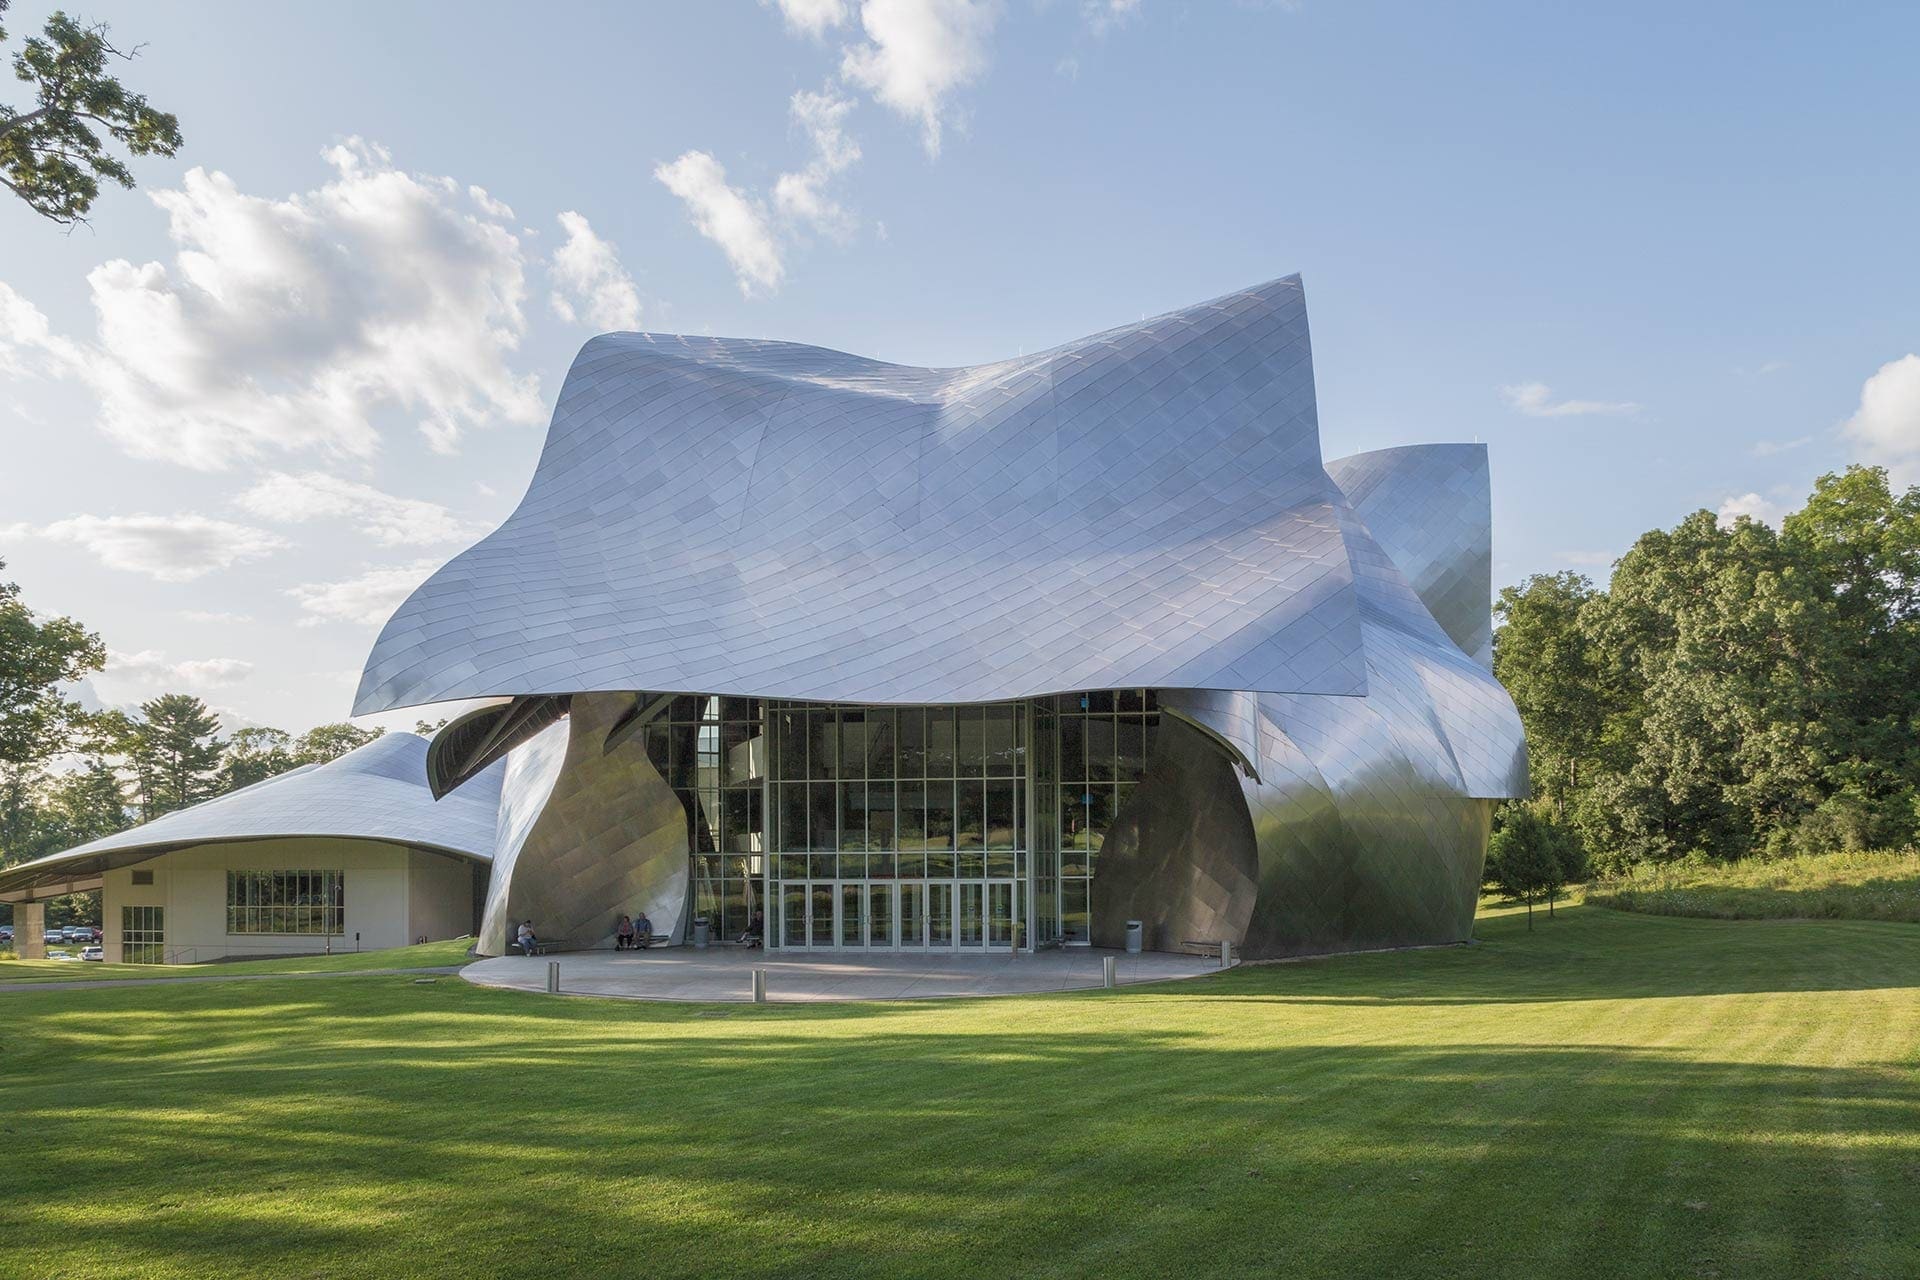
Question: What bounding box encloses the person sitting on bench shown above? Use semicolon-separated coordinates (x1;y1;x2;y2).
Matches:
614;914;636;950
634;910;654;948
516;920;538;955
740;909;765;949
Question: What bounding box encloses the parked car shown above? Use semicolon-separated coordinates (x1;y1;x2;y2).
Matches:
0;926;14;942
81;945;104;961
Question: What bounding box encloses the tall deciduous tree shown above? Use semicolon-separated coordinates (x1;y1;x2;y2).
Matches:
1493;465;1920;871
0;558;105;772
0;1;181;225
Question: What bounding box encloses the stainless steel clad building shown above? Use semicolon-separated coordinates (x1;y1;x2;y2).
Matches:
355;275;1529;960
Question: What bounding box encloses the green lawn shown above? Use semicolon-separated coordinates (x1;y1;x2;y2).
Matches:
1589;848;1920;922
0;937;473;983
2;904;1916;1279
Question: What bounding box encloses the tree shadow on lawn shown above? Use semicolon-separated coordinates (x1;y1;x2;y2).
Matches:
5;1013;1917;1280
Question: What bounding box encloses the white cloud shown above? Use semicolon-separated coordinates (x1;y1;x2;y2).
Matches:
773;89;863;238
286;559;443;627
1499;381;1642;418
841;0;1001;157
1717;492;1789;530
178;609;254;624
0;281;83;377
655;151;786;296
770;0;851;36
548;211;643;331
1750;435;1813;457
234;471;483;547
104;649;256;691
1842;353;1920;487
32;513;288;582
1081;0;1141;36
6;140;547;470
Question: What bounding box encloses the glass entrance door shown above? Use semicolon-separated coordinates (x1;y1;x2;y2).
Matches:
868;883;894;948
927;882;954;948
899;883;925;948
839;884;865;947
959;883;985;947
988;882;1016;948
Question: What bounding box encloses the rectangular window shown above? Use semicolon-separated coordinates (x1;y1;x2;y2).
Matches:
121;904;164;964
225;871;344;935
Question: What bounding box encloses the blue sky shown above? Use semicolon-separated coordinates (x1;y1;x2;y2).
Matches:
2;0;1917;732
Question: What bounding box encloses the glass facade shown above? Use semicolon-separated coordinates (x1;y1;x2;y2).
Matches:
768;703;1026;948
226;870;346;935
729;691;1158;950
121;904;165;964
1054;689;1159;942
640;695;766;940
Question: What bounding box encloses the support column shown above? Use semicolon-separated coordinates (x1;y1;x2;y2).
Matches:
14;901;46;959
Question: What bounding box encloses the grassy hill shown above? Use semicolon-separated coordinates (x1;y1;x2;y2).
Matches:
1588;848;1920;922
0;902;1915;1279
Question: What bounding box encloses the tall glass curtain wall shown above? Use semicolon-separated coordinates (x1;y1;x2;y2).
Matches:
641;696;766;940
753;693;1158;950
1054;690;1160;943
769;704;1026;948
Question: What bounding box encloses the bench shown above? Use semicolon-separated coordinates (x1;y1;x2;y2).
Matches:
1182;938;1225;960
614;932;672;951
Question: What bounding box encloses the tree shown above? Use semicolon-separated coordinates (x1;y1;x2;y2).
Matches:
0;2;181;226
293;722;382;764
0;558;104;772
221;727;296;791
1488;805;1566;930
118;694;222;819
1493;572;1613;811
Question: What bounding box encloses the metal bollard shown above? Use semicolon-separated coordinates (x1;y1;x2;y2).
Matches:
1220;940;1233;969
751;968;767;1003
546;960;559;994
1103;955;1118;989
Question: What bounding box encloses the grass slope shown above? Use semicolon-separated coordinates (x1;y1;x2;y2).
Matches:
0;937;474;983
2;904;1917;1279
1589;848;1920;922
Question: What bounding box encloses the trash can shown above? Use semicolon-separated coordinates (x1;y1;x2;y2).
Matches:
693;915;711;949
1124;920;1144;954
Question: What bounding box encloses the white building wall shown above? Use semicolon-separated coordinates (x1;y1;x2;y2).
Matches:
407;849;477;945
100;837;481;963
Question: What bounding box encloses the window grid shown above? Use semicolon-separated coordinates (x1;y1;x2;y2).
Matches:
121;904;165;964
226;870;345;935
1055;690;1159;943
769;703;1026;883
643;695;766;939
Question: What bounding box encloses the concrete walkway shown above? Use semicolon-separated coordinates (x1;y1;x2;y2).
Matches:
462;946;1225;1003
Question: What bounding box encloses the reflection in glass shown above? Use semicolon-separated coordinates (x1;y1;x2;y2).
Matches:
959;883;984;946
840;884;863;946
867;708;895;778
928;883;953;946
808;708;837;779
782;884;807;947
956;780;985;849
927;707;956;776
956;707;985;775
899;882;924;947
1085;715;1116;783
809;781;836;850
898;708;926;777
984;706;1015;776
989;882;1014;946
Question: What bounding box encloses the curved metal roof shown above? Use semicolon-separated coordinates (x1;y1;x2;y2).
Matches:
355;275;1372;713
0;733;503;899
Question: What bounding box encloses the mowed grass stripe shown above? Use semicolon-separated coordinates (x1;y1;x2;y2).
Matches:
0;904;1916;1279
